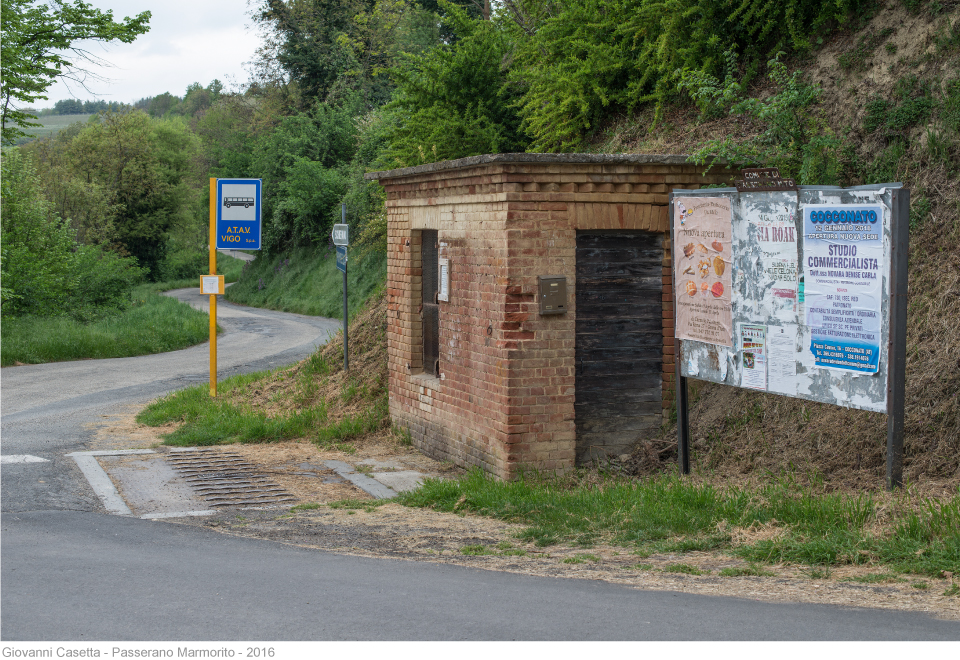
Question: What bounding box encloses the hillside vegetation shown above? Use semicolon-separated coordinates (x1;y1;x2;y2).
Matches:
596;3;960;489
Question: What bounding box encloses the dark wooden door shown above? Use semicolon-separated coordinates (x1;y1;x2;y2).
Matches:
575;231;664;463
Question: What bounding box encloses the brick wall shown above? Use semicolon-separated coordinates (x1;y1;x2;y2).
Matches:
369;155;735;478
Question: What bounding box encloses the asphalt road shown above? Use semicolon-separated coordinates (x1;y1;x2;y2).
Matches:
1;289;340;514
2;291;958;640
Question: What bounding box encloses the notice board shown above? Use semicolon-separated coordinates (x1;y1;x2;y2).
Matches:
671;184;906;415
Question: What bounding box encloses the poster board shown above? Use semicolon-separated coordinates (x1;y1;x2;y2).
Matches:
671;183;909;487
672;185;904;413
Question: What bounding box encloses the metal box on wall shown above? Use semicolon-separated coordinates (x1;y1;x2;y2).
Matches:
538;276;567;315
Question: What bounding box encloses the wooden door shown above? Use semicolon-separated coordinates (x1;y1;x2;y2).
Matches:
575;231;664;463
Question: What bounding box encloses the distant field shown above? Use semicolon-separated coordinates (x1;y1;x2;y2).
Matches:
13;114;95;143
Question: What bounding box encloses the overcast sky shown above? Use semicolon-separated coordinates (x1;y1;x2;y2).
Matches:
42;0;264;107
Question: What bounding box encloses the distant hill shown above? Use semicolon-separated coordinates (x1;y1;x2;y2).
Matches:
9;114;95;144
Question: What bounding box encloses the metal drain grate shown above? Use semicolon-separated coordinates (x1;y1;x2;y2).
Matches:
166;448;297;508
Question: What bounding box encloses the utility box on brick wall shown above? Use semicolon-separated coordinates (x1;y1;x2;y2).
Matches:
365;153;736;479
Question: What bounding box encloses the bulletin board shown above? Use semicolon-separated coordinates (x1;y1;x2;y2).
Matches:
669;176;910;488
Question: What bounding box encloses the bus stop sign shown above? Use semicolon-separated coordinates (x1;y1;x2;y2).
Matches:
216;179;262;249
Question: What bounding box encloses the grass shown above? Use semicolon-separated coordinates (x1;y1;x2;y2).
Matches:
719;564;776;577
397;470;960;577
839;572;906;584
138;370;388;447
1;288;210;365
136;288;389;449
225;246;386;319
663;563;709;575
1;252;245;366
328;499;385;513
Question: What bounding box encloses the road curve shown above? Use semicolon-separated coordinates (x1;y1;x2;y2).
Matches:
1;291;340;511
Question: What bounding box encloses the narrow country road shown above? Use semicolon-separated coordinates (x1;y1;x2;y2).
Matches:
2;291;958;640
1;289;340;514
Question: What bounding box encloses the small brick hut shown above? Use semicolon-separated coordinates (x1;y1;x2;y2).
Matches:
365;154;735;479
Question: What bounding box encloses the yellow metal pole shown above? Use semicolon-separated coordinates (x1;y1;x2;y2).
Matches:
209;178;218;397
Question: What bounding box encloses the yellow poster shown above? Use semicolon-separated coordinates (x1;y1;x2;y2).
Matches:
674;197;733;347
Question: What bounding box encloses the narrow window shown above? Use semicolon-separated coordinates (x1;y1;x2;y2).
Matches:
421;229;440;377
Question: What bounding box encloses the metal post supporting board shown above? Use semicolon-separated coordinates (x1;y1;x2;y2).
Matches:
886;188;909;489
340;204;348;372
670;198;691;474
208;178;218;397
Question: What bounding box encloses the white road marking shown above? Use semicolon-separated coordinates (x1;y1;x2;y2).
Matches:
1;455;50;464
65;449;156;515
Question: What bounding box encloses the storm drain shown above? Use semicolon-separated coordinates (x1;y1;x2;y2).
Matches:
166;448;296;508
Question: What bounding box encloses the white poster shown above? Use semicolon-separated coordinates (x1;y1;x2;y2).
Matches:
739;324;767;390
744;196;799;323
767;324;799;396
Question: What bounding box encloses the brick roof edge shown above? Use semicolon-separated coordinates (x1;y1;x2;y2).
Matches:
363;152;718;181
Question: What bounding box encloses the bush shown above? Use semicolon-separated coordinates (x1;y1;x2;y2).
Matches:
1;149;145;322
378;1;526;167
504;0;871;150
686;54;843;185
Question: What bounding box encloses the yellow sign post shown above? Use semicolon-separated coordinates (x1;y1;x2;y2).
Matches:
208;178;218;397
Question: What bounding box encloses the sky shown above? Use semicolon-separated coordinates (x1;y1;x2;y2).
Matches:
41;0;264;107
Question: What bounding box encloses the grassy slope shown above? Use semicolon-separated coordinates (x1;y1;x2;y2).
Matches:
13;114;95;144
224;246;386;319
588;3;960;491
1;288;209;366
138;287;390;449
1;253;245;366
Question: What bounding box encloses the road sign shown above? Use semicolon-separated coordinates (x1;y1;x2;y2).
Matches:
336;245;348;273
216;179;262;250
332;224;349;246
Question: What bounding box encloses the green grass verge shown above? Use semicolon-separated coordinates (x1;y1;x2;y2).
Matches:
1;288;210;366
224;246;386;318
136;367;387;448
0;253;244;366
397;470;960;576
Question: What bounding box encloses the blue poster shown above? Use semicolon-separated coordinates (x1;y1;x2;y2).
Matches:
802;204;883;373
216;179;262;249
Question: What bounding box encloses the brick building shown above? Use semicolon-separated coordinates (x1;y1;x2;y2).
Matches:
365;153;735;479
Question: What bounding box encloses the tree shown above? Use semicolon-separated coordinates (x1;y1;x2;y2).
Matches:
1;0;150;144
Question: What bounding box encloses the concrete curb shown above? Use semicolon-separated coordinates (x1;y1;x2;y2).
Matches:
325;460;398;500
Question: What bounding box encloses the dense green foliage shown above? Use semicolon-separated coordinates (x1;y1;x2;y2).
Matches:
377;2;525;167
1;149;145;321
0;0;151;144
683;54;843;184
24;110;204;278
502;0;872;150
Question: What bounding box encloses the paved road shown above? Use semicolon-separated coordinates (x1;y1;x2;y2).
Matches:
4;511;959;641
1;289;340;513
2;292;958;640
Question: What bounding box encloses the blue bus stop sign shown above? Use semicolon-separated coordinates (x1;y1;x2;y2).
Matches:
336;245;348;273
216;179;262;249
